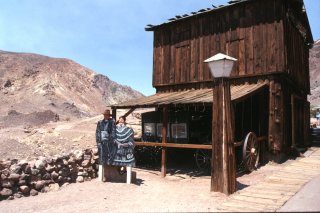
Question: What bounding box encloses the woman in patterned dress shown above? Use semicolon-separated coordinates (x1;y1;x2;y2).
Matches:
113;116;135;168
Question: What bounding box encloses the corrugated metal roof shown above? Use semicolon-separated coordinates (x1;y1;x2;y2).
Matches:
145;0;250;31
111;81;268;109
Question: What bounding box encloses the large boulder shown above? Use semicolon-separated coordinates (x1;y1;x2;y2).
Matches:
45;165;56;173
81;160;91;167
76;176;84;183
68;157;76;164
42;173;51;180
73;150;84;161
57;176;63;183
92;147;99;155
20;174;30;182
1;180;14;188
30;189;38;196
9;164;22;174
8;173;21;181
47;183;60;192
63;159;69;166
77;171;88;177
1;173;7;180
14;193;23;199
83;154;91;160
19;185;30;194
0;188;13;197
1;169;10;177
35;159;47;170
30;174;42;182
0;161;11;170
34;180;45;190
51;171;59;180
31;168;40;175
24;164;32;174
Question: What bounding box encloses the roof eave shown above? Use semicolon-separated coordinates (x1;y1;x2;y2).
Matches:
144;0;251;32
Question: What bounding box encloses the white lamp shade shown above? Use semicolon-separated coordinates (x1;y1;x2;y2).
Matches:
204;53;237;78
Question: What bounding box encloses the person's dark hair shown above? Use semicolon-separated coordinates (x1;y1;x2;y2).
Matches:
119;116;126;122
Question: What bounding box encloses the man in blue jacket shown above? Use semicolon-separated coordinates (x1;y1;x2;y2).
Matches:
96;109;116;181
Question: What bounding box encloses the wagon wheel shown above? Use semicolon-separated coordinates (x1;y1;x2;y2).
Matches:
242;132;260;172
195;149;212;172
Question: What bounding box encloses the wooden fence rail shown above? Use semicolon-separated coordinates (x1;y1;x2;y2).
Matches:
134;136;267;150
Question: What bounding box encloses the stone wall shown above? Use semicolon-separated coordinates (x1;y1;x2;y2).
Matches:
0;148;99;200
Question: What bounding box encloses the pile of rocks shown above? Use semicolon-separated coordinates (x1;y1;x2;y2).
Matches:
0;148;99;200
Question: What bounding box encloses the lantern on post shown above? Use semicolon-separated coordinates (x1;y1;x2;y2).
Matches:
204;53;237;195
204;53;237;78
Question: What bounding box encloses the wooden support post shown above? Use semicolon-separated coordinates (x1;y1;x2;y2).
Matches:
123;108;136;118
115;108;136;124
211;78;236;195
268;80;283;156
112;108;117;121
161;107;168;177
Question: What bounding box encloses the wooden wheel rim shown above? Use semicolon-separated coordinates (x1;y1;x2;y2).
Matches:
195;149;212;171
242;132;260;172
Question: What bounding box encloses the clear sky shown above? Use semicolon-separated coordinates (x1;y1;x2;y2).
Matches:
0;0;319;96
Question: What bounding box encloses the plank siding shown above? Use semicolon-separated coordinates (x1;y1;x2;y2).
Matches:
244;2;254;75
146;0;312;156
282;0;310;93
152;0;297;90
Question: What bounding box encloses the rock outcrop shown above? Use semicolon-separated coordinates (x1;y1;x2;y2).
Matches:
309;39;320;107
0;50;144;121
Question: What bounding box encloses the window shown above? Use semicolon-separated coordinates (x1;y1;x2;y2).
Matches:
144;123;156;136
156;123;170;137
171;123;187;139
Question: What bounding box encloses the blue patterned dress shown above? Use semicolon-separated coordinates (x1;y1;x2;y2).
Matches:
95;118;116;165
112;124;135;167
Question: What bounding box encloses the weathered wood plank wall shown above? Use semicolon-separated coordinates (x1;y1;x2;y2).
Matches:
152;0;286;89
283;0;310;93
152;0;310;96
149;0;312;157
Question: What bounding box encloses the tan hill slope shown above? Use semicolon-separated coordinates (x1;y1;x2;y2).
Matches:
309;39;320;107
0;50;144;122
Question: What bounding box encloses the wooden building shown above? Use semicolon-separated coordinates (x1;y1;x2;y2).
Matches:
112;0;313;171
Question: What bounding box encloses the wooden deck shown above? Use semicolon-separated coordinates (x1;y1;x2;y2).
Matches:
218;147;320;212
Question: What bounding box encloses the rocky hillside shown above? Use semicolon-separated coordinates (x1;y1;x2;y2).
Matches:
0;50;144;121
309;39;320;107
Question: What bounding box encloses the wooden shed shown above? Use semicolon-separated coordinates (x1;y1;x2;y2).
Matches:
111;0;313;173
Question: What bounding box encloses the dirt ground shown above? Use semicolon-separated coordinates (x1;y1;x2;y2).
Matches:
0;109;150;161
0;108;295;212
0;160;291;212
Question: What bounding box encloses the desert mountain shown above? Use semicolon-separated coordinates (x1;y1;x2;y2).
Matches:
0;50;144;122
309;39;320;107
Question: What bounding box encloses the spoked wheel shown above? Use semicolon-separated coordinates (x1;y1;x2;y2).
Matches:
242;132;260;172
195;149;212;172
